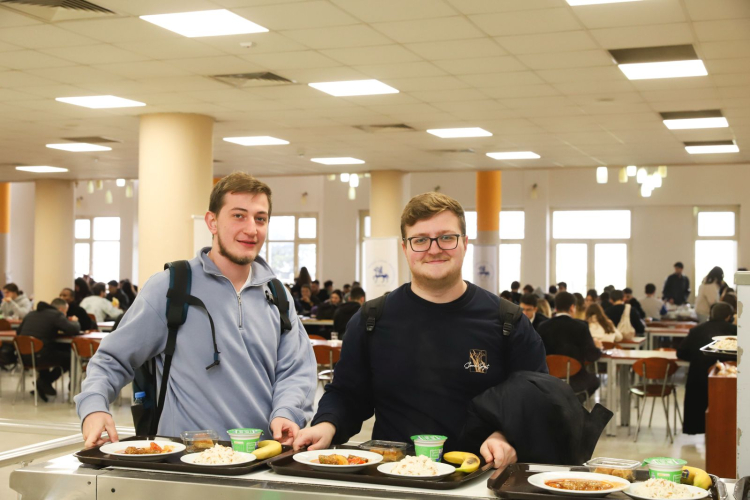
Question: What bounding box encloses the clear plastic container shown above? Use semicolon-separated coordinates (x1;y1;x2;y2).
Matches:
584;457;642;482
180;430;219;453
358;440;409;463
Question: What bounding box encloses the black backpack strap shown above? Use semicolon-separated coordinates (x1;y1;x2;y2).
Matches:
266;279;292;334
363;292;390;333
498;297;523;336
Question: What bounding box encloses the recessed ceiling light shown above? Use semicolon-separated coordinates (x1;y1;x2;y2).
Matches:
567;0;641;4
311;157;365;165
46;143;112;152
486;151;540;160
609;45;707;80
626;165;637;177
660;110;728;130
116;179;126;187
16;166;68;173
223;136;289;146
309;80;399;97
56;95;145;109
140;9;268;38
684;141;739;154
426;128;492;138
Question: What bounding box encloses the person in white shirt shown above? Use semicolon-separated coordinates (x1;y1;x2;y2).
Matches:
585;303;622;344
640;283;663;320
80;282;122;323
695;267;723;323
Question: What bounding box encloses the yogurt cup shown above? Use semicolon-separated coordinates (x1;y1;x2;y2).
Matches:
411;435;447;462
227;428;263;453
644;457;686;483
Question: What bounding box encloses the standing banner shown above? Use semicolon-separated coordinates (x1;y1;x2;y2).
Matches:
473;244;498;294
363;237;400;298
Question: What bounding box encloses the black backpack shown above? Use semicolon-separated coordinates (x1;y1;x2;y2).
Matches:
131;260;292;436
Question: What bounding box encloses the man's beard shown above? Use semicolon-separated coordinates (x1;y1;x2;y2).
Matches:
412;261;462;290
217;233;254;266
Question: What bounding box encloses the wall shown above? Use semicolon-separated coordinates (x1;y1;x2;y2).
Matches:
9;182;34;295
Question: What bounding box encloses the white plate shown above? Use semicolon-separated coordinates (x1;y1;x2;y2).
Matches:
377;461;456;481
528;472;630;496
293;449;383;472
99;440;186;462
624;482;709;500
180;451;256;466
712;336;736;341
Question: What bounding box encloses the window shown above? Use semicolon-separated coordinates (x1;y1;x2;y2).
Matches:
552;210;631;293
260;214;318;284
695;208;738;290
75;217;121;281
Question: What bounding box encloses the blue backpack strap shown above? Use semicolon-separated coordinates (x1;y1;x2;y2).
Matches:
267;278;292;334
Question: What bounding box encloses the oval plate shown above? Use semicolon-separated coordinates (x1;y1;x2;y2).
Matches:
377;461;455;481
528;471;630;497
293;449;383;473
624;482;709;500
180;451;256;466
99;440;186;462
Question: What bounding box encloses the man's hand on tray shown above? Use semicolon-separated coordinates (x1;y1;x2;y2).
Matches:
82;411;119;449
270;417;300;446
293;422;336;451
480;431;517;469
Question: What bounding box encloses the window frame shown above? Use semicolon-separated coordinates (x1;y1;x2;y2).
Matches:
260;212;319;284
463;209;525;291
75;216;122;281
693;205;740;290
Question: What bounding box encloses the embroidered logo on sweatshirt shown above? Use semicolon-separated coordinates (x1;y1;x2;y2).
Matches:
464;349;489;373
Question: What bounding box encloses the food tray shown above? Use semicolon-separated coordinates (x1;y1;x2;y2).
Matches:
487;463;725;500
75;435;292;476
269;444;492;490
700;341;737;362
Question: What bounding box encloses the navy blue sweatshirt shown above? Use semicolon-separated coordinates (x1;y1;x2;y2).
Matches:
312;282;548;451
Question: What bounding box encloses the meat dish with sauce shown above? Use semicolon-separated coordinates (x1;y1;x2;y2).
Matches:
545;479;615;491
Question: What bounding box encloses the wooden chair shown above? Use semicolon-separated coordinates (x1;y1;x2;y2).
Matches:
313;344;341;385
87;314;99;332
630;357;681;443
13;336;58;407
308;334;326;341
71;337;100;396
0;319;12;331
546;354;591;407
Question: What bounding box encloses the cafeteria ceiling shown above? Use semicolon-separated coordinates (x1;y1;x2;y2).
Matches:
0;0;749;181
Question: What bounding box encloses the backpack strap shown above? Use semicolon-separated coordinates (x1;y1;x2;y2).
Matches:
266;278;292;334
498;297;523;336
363;292;390;333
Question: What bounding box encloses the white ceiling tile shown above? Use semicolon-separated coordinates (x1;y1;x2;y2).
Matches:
385;75;471;91
568;92;644;106
459;71;546;88
500;96;575;109
517;50;612;70
718;86;750;98
408;88;490;102
241;50;341;70
628;76;714;92
700;40;750;60
470;9;582;37
197;32;308;55
496;31;598;55
713;73;750;87
321;45;422;65
433;56;528;75
0;40;21;52
233;1;359;30
282;25;392;50
27;65;124;85
169;56;265;75
0;50;76;70
694;20;750;42
647;100;723;112
15;83;93;98
572;0;686;29
94;61;192;79
42;45;150;65
0;24;95;49
405;38;506;60
553;81;636;95
430;99;506;113
372;17;484;44
446;0;565;15
0;88;37;101
130;76;229;92
56;18;177;43
588;24;693;49
482;85;561;98
280;66;368;82
640;87;720;102
329;0;457;22
0;70;60;87
684;0;750;21
113;39;225;60
354;62;445;79
536;66;623;84
94;0;220;16
364;102;442;116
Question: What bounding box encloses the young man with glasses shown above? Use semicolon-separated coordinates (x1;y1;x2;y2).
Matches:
294;192;547;469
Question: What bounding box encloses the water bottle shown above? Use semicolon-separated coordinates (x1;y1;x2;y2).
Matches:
133;391;145;405
331;331;338;341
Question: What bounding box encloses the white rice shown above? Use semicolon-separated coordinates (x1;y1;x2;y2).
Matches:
635;479;704;499
192;444;247;465
390;455;439;476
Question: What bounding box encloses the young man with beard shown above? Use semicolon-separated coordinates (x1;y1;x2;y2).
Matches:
76;172;317;448
293;193;547;468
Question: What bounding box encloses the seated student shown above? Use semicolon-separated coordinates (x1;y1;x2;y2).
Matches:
18;298;81;401
584;289;598;309
640;283;663;320
522;284;534;295
80;282;123;323
573;293;586;320
342;284;352;301
318;280;333;303
510;282;522;304
622;288;645;319
520;293;548;331
59;288;93;331
536;297;552;319
333;287;365;337
598;291;613;311
677;302;736;434
604;290;645;340
585;304;622;343
314;290;342;320
537;292;601;397
500;290;513;301
106;280;130;311
295;284;320;316
557;282;568;293
546;286;557;309
1;283;32;320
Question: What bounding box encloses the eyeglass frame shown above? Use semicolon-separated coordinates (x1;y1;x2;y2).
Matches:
402;233;466;252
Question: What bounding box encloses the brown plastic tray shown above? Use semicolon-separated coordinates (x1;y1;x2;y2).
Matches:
487;463;725;500
268;444;492;490
75;435;293;476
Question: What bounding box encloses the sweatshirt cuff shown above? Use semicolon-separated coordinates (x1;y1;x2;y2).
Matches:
76;393;111;424
270;407;305;428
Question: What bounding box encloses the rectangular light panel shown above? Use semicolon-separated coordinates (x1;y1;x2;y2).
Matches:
426;127;492;138
46;143;112;152
685;144;739;154
567;0;641;4
140;10;268;38
618;60;707;80
311;157;365;165
16;166;68;173
486;151;540;160
309;80;398;97
56;96;145;109
223;136;289;146
663;117;728;130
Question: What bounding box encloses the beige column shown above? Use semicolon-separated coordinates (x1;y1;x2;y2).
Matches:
138;113;213;285
474;171;501;294
0;183;9;286
34;180;75;303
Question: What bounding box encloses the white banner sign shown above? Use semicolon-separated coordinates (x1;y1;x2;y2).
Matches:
363;237;400;298
473;244;499;294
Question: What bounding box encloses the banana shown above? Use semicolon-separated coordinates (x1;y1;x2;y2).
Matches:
443;451;480;473
252;440;282;460
681;466;712;490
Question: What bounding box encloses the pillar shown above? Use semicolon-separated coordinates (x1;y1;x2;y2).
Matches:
0;183;9;286
138;113;213;286
474;171;501;294
522;171;551;290
34;180;75;304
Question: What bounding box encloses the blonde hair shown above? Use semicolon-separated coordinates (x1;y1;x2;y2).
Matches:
400;192;466;239
209;172;272;216
537;298;551;318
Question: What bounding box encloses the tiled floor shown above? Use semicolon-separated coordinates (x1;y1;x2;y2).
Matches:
0;368;706;499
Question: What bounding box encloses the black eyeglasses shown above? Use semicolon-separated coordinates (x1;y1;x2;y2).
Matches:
403;234;464;252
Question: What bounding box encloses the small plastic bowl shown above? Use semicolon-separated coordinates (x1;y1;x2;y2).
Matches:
411;435;447;462
358;440;409;463
180;430;219;453
644;457;686;483
584;457;641;482
227;428;264;453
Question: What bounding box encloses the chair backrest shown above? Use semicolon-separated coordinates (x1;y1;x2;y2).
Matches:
601;341;616;350
546;354;582;382
88;313;97;323
657;347;676;352
308;334;326;340
72;337;100;358
632;357;679;380
0;319;12;331
312;344;341;367
14;336;44;356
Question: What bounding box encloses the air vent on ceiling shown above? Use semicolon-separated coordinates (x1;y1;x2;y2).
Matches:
210;72;296;88
0;0;113;13
354;123;416;133
61;136;120;144
431;148;476;154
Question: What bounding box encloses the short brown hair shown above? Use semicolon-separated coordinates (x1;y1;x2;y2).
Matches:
400;192;466;239
209;172;272;216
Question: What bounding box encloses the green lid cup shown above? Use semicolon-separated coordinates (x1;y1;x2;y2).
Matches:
227;428;263;453
643;457;686;483
411;435;447;462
